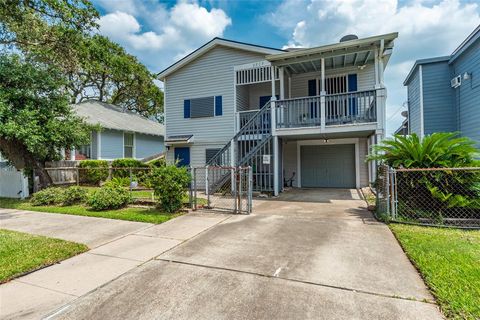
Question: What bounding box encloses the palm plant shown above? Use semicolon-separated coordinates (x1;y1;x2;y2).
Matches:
368;132;479;168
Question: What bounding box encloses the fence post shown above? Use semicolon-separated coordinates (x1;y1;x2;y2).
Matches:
385;166;390;218
248;166;253;214
193;167;197;210
129;168;133;192
233;167;238;214
205;165;210;208
392;168;397;220
238;167;243;214
76;167;79;186
188;167;193;209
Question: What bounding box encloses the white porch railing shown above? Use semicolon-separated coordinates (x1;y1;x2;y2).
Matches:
275;89;377;129
237;110;259;130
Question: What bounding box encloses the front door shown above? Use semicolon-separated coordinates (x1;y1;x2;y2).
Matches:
174;147;190;167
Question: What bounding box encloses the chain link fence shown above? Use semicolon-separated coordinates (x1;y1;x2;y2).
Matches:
192;166;252;214
376;165;480;228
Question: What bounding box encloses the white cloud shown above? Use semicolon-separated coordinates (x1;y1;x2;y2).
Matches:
95;1;231;71
267;0;480;135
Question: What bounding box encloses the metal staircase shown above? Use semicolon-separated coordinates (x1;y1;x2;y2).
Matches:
207;102;274;193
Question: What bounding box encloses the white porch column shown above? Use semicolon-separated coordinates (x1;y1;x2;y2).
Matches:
320;58;326;131
273;136;279;196
270;66;277;135
279;67;285;100
378;39;385;87
60;148;66;160
374;48;380;89
71;147;76;161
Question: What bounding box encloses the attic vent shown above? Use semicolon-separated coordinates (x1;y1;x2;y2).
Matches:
340;34;358;42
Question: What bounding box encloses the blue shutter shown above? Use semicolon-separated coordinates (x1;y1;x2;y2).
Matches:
348;74;358;115
348;74;357;92
308;79;317;96
184;100;190;118
215;96;222;116
308;79;318;118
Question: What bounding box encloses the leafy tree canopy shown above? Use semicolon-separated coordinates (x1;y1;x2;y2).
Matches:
0;54;92;186
368;133;479;169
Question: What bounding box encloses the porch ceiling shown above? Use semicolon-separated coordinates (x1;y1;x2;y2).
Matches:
266;32;397;75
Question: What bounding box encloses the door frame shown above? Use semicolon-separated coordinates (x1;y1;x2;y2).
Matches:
296;138;360;188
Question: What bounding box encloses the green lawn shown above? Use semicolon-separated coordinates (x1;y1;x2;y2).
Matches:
390;224;480;320
0;197;180;224
0;229;88;283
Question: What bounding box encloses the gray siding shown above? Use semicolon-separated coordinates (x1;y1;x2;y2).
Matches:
135;134;164;159
422;62;456;134
407;69;422;135
290;65;375;98
91;131;98;159
164;46;268;166
451;39;480;148
100;129;123;159
165;46;267;143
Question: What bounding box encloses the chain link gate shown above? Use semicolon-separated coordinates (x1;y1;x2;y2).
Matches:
191;166;252;214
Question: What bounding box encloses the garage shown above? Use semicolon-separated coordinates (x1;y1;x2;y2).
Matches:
300;144;356;188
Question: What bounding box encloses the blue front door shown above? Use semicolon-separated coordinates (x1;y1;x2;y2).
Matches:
174;147;190;167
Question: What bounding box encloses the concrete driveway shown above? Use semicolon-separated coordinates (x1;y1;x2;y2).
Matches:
52;189;442;320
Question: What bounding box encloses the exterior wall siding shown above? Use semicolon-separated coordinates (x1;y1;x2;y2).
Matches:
100;129;124;159
165;46;268;166
451;40;480;148
290;64;375;98
135;134;164;159
421;62;456;134
407;70;422;135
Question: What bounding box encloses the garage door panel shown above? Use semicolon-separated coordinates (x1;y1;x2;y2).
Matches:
300;144;355;188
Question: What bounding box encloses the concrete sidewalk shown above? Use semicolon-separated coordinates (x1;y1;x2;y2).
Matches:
0;209;230;319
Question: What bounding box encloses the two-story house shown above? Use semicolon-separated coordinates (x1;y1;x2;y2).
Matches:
403;25;480;148
159;33;398;195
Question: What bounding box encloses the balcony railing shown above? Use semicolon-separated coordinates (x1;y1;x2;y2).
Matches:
275;89;377;129
238;110;258;129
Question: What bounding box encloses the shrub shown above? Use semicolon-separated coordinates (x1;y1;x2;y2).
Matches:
78;160;109;185
31;187;65;206
148;157;166;167
104;177;131;188
111;158;150;187
87;185;132;211
149;165;190;213
62;186;88;206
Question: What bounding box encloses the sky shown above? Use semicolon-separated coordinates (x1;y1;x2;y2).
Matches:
92;0;480;135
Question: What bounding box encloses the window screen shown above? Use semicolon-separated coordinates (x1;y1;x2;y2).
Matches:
205;148;221;164
124;133;134;158
190;96;215;118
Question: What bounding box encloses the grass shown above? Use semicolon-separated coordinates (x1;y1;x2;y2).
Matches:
0;229;88;283
390;224;480;319
0;197;180;224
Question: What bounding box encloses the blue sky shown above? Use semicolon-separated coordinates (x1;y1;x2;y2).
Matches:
93;0;480;135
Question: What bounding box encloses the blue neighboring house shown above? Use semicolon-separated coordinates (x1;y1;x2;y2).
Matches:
71;100;165;160
403;24;480;148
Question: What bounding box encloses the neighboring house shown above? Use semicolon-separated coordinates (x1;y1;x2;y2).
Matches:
71;100;165;161
159;34;398;195
403;25;480;147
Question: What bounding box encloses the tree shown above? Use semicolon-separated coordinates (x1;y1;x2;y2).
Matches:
0;54;92;188
66;35;164;121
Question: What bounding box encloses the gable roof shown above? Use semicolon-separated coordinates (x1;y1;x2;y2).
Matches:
73;100;165;136
449;24;480;63
403;56;450;85
157;38;284;80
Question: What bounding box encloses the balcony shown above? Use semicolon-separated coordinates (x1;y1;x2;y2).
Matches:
275;89;377;129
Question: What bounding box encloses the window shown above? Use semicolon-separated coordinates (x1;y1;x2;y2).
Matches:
124;133;134;158
77;145;91;160
184;96;222;118
205;148;221;164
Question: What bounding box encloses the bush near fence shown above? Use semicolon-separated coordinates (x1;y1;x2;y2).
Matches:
376;166;480;228
78;160;109;185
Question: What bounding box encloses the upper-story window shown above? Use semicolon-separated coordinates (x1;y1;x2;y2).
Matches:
184;96;222;118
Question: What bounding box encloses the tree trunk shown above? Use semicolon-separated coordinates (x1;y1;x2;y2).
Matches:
33;160;53;190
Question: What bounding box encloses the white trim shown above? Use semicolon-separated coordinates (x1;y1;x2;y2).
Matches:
273;136;279;196
158;39;282;80
419;65;425;138
296;138;360;189
123;132;135;158
276;122;377;136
